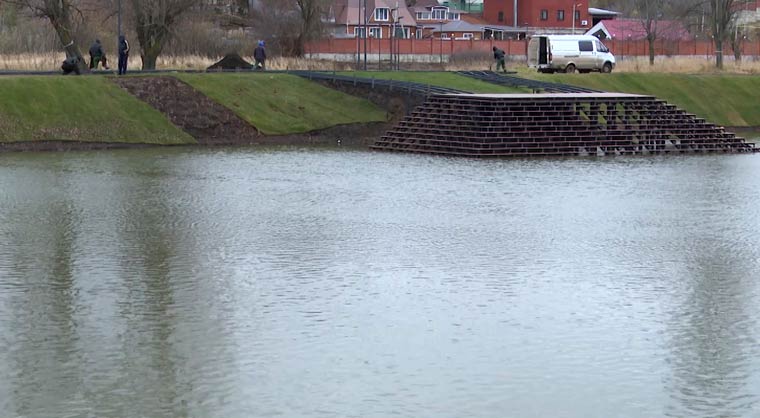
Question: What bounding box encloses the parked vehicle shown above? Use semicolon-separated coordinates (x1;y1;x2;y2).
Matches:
528;35;615;74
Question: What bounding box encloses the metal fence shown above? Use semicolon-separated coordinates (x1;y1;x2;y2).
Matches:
306;38;760;61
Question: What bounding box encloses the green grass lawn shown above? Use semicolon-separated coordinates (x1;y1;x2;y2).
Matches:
0;76;194;144
529;72;760;127
175;73;388;135
341;71;530;94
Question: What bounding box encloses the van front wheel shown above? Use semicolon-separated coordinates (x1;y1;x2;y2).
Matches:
565;64;576;74
602;63;613;73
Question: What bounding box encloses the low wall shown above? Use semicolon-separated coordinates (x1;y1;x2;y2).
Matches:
307;53;455;63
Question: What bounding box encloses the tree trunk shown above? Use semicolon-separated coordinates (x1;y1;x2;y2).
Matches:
140;41;163;70
715;38;724;69
136;28;167;70
48;15;88;73
293;33;306;57
648;37;655;65
732;36;742;62
141;51;158;70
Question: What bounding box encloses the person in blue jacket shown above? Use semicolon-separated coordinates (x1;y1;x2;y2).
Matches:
253;40;266;70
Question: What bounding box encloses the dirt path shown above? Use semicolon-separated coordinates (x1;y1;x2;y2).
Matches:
113;76;261;145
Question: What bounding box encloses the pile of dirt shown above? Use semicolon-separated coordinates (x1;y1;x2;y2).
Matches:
113;76;260;145
207;54;253;71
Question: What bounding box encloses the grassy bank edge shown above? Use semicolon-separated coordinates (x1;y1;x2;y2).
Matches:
0;76;195;144
527;72;760;128
174;73;389;135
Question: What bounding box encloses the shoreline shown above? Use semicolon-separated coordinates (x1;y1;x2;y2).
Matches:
0;122;390;154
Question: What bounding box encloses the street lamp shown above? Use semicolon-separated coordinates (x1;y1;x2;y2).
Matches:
572;3;582;35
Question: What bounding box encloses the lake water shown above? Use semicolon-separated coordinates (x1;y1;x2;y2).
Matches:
1;147;759;418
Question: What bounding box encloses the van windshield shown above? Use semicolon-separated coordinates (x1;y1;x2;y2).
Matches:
596;40;609;53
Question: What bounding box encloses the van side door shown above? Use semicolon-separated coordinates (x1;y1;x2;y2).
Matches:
577;40;595;69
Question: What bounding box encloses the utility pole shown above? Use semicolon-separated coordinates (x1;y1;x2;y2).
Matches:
363;0;368;70
391;7;395;71
440;21;443;64
356;3;361;69
117;0;122;46
513;0;518;27
397;16;404;70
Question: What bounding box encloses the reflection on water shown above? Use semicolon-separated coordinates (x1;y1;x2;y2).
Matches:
1;147;759;418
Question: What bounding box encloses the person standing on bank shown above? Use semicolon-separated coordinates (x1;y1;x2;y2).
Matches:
492;46;507;73
118;35;130;75
253;40;266;70
89;39;108;70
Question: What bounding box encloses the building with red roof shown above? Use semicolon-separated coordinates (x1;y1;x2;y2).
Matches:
586;19;692;41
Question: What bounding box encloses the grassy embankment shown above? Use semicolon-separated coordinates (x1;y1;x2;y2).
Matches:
0;73;389;144
342;71;530;93
175;73;388;135
0;76;194;144
530;72;760;127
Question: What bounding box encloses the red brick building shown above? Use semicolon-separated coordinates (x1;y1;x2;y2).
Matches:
484;0;591;32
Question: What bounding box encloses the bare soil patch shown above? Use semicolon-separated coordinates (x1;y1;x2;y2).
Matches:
112;76;261;145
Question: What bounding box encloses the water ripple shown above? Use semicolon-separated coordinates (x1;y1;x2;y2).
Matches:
1;149;759;418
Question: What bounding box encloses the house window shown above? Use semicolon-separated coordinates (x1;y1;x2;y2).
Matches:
369;27;382;38
447;12;460;20
575;10;581;21
354;27;366;38
432;7;447;20
396;27;410;39
416;29;423;39
462;33;474;39
540;9;548;20
557;10;565;21
375;8;389;21
498;11;504;22
416;12;431;20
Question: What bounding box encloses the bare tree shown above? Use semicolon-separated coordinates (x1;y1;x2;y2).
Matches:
630;0;700;65
2;0;88;72
253;0;327;57
709;0;755;68
129;0;199;69
727;0;756;62
293;0;326;56
632;0;665;65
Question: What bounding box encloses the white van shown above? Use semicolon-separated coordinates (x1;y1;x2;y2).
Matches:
528;35;616;74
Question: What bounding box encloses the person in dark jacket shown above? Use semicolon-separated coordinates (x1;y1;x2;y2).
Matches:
61;56;81;75
88;39;108;69
253;40;266;70
118;35;130;75
492;46;507;73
